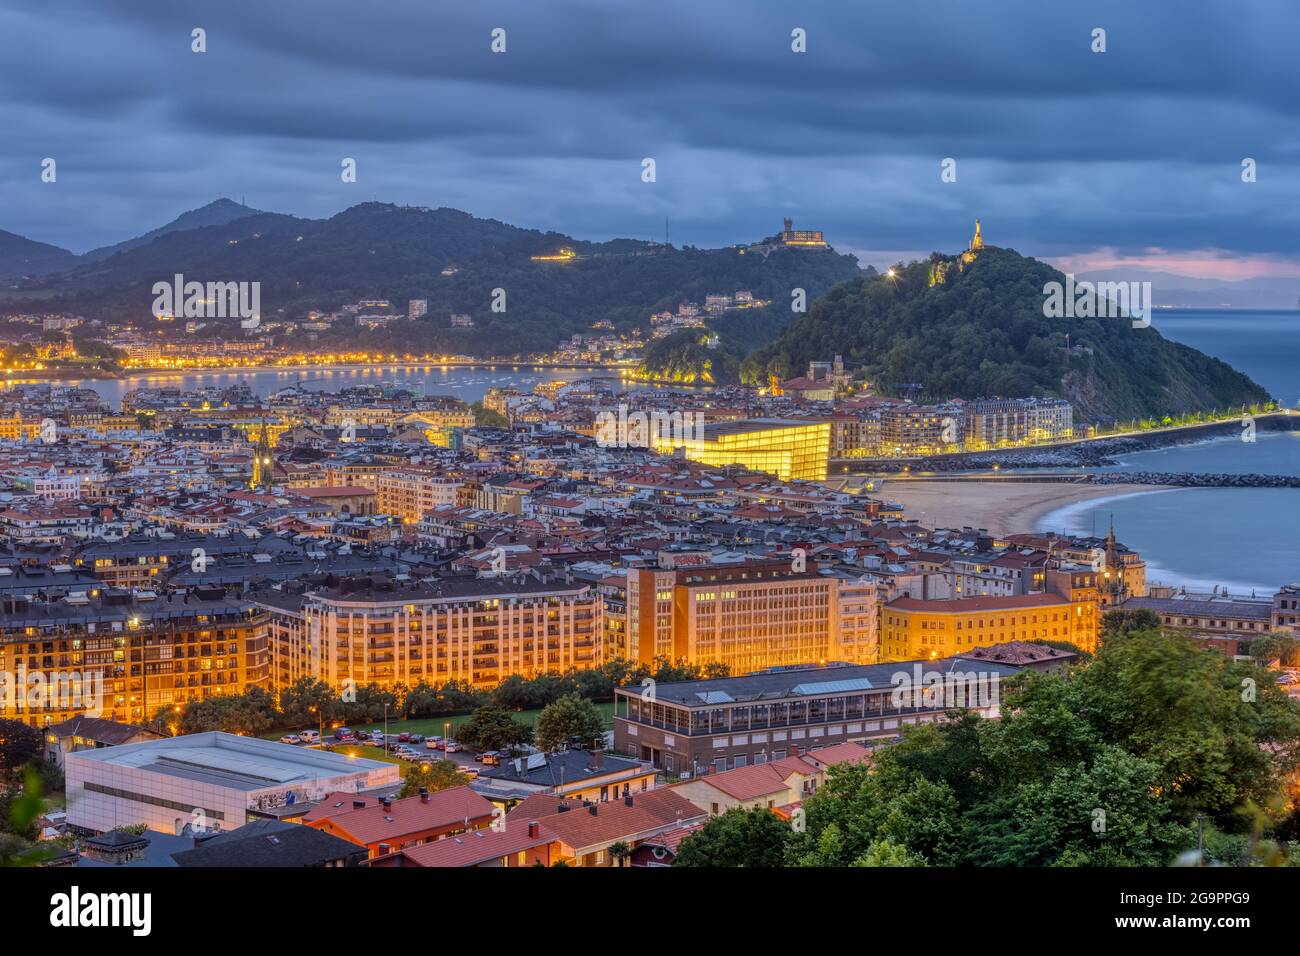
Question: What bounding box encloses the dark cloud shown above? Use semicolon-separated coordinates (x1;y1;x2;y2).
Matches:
2;0;1298;270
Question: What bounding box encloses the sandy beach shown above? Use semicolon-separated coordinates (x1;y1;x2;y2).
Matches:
871;480;1162;537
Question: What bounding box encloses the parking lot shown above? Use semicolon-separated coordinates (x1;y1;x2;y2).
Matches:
282;730;492;775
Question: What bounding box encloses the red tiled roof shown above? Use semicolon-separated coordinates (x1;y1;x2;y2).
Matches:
392;823;557;867
795;742;874;770
522;789;706;853
683;763;803;802
312;786;495;845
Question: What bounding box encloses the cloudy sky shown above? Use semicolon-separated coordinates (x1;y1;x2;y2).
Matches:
2;0;1298;276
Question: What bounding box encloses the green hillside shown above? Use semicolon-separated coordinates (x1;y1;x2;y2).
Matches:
748;246;1271;422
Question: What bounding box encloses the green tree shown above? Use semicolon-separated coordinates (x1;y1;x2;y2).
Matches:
457;705;534;752
852;839;927;867
398;760;470;798
534;694;606;752
674;809;792;868
0;720;42;784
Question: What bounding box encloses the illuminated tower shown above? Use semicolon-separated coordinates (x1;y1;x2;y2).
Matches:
970;219;984;252
251;418;274;491
1102;515;1126;605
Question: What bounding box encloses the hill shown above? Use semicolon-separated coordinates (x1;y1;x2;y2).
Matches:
9;202;863;355
749;246;1272;422
0;230;77;280
79;198;264;263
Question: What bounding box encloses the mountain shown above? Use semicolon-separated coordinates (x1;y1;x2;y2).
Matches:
79;198;263;263
751;246;1272;422
0;230;77;280
1074;268;1300;311
9;202;864;355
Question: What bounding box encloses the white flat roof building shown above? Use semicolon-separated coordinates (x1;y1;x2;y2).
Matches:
66;731;400;836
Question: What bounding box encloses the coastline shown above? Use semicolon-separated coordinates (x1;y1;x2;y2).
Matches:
878;480;1163;537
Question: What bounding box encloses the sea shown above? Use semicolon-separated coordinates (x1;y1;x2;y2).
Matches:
1036;309;1299;594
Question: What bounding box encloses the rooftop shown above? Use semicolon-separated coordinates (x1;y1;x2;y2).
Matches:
616;656;1023;707
65;731;393;792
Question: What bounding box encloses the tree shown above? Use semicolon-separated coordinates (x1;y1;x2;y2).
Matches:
788;626;1300;867
534;694;605;753
1248;631;1300;668
0;720;43;783
674;809;792;867
852;839;927;867
1101;608;1161;639
456;705;534;752
398;760;470;798
608;840;631;868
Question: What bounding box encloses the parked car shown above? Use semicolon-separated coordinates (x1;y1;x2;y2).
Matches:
459;767;480;780
426;737;443;750
299;730;321;744
279;734;301;745
333;727;354;741
397;732;412;743
479;751;501;766
444;741;462;753
408;734;425;744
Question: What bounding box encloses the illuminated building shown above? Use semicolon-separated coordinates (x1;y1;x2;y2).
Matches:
962;219;984;264
373;470;462;522
530;247;579;262
254;574;600;692
880;587;1099;662
250;417;275;491
964;398;1074;450
0;590;271;727
778;217;828;248
625;561;837;673
879;405;965;457
652;418;830;482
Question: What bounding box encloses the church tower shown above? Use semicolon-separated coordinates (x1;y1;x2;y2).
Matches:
970;219;984;253
1102;515;1125;606
251;418;274;491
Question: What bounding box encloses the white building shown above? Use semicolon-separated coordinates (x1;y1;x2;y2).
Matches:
66;731;399;836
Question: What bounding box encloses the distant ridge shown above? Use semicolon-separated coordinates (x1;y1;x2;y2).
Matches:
79;198;263;263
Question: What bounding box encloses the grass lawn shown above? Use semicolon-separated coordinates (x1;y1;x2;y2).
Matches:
264;701;616;743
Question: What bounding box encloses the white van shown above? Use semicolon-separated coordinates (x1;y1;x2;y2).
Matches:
300;730;321;744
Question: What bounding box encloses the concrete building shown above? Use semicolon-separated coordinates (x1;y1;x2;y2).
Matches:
65;731;398;835
613;657;1019;775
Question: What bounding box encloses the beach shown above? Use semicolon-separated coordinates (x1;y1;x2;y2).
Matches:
874;480;1161;536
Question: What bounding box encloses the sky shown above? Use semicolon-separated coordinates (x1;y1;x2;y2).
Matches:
2;0;1299;277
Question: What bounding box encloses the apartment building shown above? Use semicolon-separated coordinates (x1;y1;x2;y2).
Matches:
254;573;600;692
878;404;965;456
964;398;1074;450
625;560;836;673
373;469;463;523
0;587;271;727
